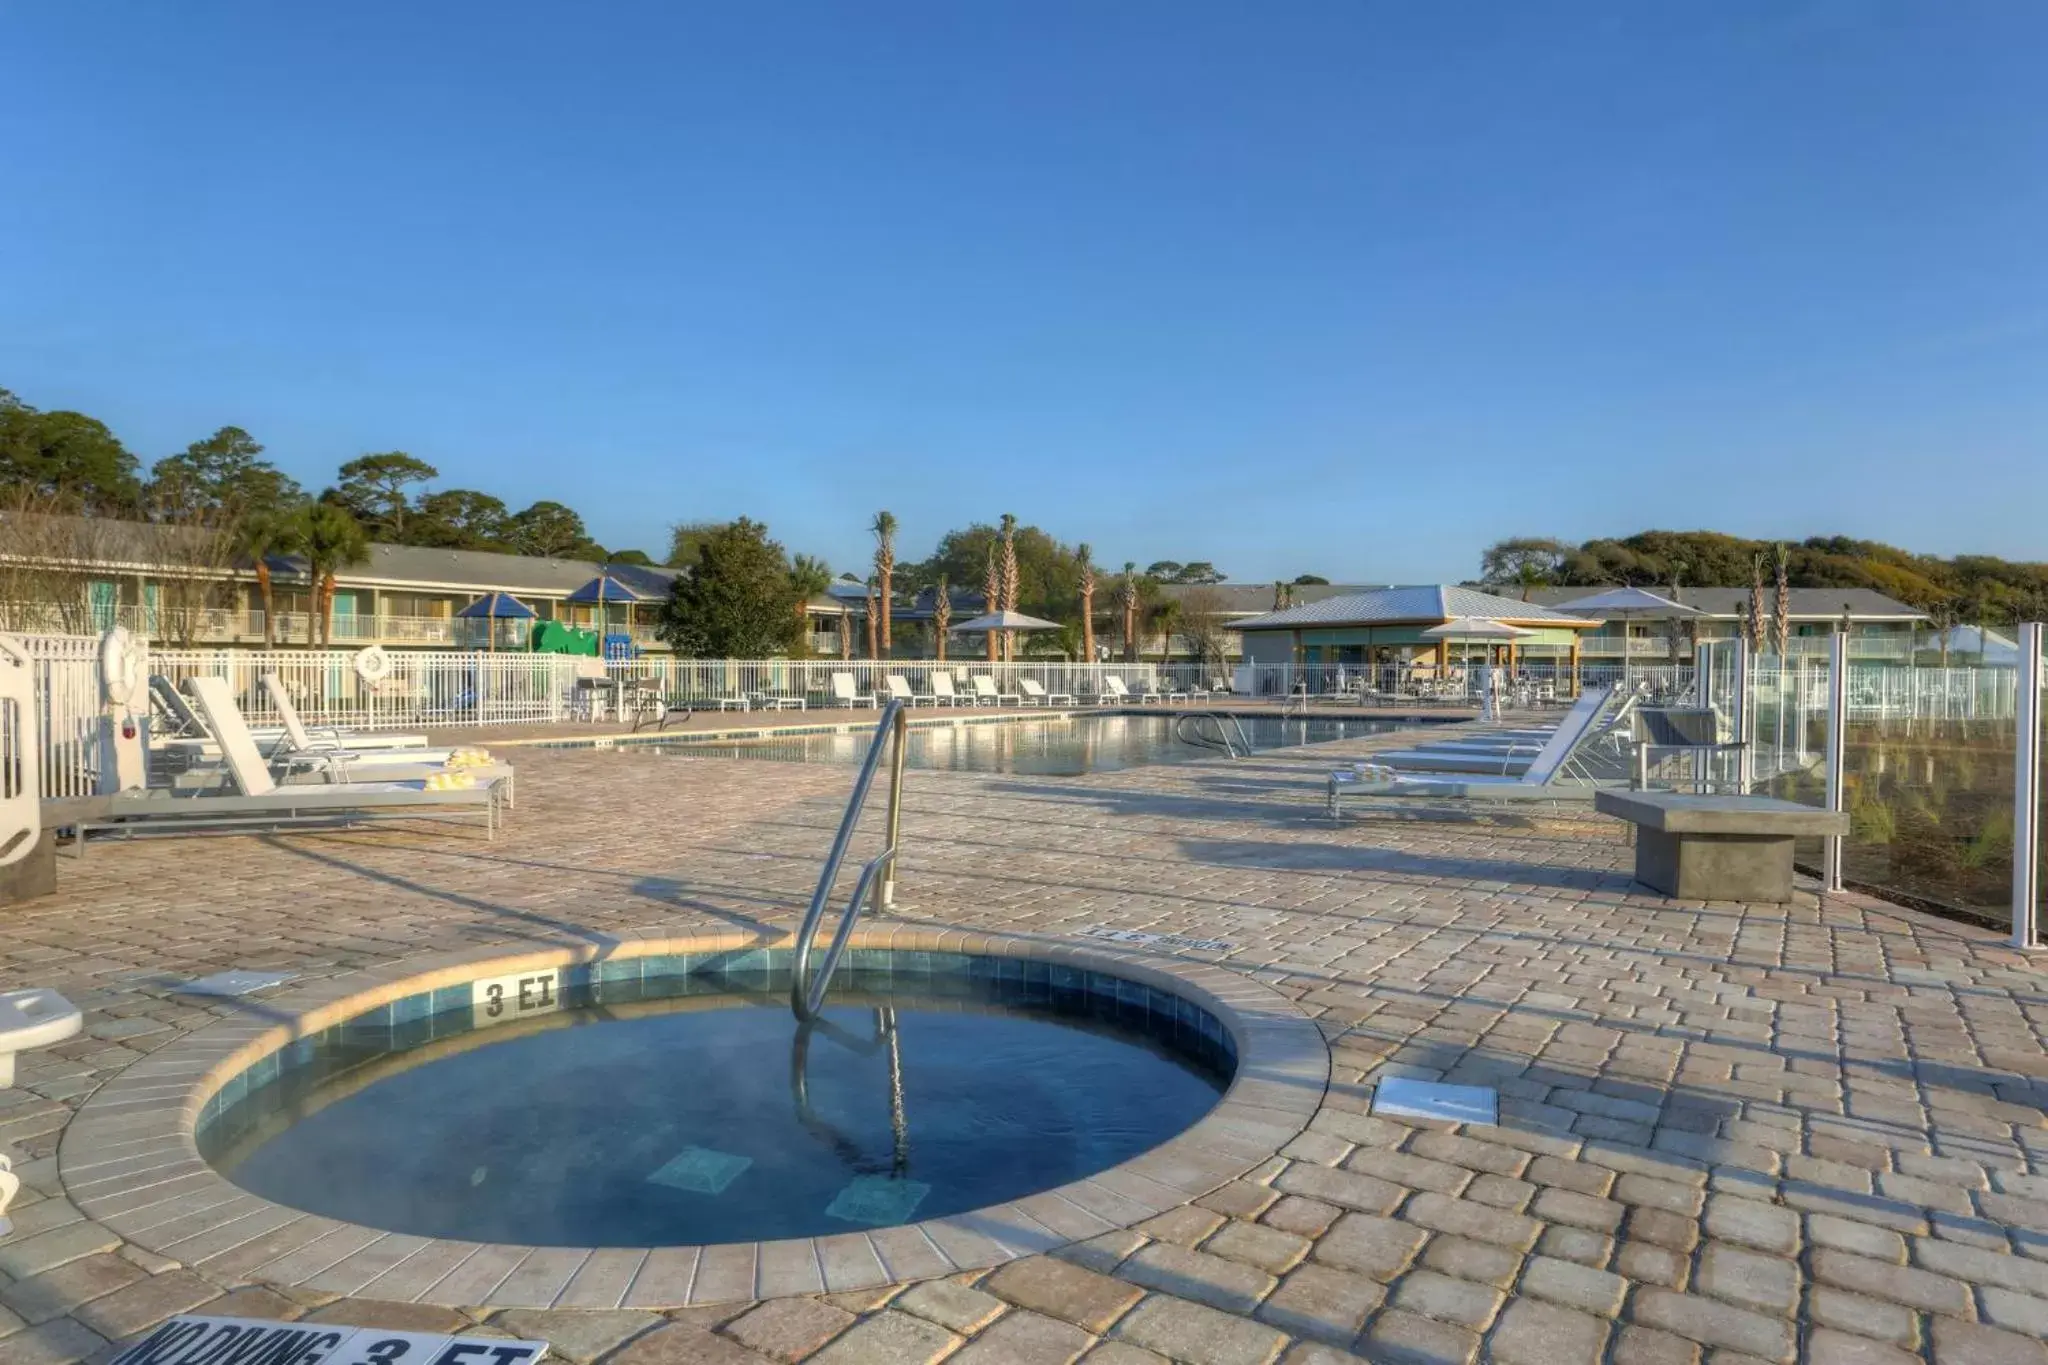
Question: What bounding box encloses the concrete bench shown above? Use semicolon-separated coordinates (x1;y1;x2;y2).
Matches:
1594;790;1849;902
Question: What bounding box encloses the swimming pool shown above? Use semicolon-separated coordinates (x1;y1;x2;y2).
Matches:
197;951;1234;1247
604;713;1422;775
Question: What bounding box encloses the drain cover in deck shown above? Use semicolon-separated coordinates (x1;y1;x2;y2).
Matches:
1371;1077;1498;1126
175;970;296;997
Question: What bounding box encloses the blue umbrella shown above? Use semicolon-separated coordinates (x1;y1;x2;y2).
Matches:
455;592;537;619
566;574;646;646
456;592;536;651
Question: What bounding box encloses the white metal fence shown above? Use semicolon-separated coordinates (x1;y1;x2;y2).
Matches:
19;634;101;801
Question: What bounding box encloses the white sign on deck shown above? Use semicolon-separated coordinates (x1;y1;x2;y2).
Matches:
110;1316;547;1365
1078;926;1235;953
471;967;563;1026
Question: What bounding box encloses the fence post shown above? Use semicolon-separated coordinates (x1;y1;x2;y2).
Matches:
1732;638;1752;793
2015;623;2042;951
1822;633;1848;893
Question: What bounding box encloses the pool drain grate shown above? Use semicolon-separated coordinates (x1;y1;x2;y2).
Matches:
646;1146;753;1195
826;1175;931;1224
1371;1077;1498;1126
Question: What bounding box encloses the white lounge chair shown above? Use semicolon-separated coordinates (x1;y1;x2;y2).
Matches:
1372;687;1622;776
261;676;475;767
1101;676;1161;705
971;675;1021;707
1327;686;1619;814
929;673;969;707
829;672;879;709
1017;679;1073;706
152;674;431;753
887;675;936;707
63;676;509;851
252;676;515;803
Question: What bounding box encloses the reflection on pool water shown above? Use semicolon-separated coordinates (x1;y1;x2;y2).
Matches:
199;955;1234;1247
616;713;1424;775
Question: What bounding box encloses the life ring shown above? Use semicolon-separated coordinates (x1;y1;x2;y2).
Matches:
353;644;394;684
99;626;145;708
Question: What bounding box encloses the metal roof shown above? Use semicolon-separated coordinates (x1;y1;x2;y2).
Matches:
1153;582;1391;615
1233;585;1597;632
1522;586;1927;621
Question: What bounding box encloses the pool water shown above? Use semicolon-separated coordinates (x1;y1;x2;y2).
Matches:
199;959;1233;1247
624;713;1421;775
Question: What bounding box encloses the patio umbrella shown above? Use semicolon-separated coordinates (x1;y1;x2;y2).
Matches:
455;592;536;653
1421;620;1530;717
950;609;1062;633
566;574;647;652
1421;618;1530;671
1420;617;1531;641
1554;586;1703;687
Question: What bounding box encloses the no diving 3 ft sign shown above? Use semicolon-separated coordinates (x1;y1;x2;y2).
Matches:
112;1317;548;1365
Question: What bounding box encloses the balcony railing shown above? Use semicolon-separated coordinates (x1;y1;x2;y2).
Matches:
1577;633;1915;660
0;602;638;649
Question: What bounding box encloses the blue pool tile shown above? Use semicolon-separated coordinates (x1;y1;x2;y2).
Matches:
643;953;691;980
432;985;471;1016
597;959;643;984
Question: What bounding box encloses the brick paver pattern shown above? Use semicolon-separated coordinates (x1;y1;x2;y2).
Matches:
2;720;2045;1365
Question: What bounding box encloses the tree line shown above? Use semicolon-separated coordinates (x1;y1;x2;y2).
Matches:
0;385;628;560
653;514;1265;664
1479;530;2048;625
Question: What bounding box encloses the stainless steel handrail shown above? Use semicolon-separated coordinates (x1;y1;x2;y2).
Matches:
1174;711;1253;758
790;699;908;1020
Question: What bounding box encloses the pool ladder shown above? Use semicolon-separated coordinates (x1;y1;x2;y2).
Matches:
790;700;909;1021
1175;711;1254;759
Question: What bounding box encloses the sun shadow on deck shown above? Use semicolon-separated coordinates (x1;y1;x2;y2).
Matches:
1175;837;1636;893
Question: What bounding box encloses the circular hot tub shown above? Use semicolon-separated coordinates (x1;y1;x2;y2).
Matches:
195;950;1236;1246
63;931;1327;1305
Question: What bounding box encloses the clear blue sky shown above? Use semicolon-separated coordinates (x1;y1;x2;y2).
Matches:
5;2;2043;582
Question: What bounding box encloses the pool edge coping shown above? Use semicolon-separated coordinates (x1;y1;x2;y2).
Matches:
59;927;1329;1309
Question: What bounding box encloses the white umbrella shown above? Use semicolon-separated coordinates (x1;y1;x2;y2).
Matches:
1552;586;1703;619
1554;586;1702;688
1420;618;1532;640
951;609;1062;632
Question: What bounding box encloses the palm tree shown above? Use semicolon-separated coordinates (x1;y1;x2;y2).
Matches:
983;543;1002;663
998;513;1019;661
1272;580;1285;611
1746;552;1768;654
864;576;880;659
1118;562;1140;663
300;504;369;647
870;511;898;656
790;553;832;656
1772;543;1791;659
238;507;306;649
1929;598;1958;667
1152;599;1183;665
933;574;952;661
1076;544;1097;663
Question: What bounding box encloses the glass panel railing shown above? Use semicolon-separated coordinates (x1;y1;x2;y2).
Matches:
1755;653;2022;927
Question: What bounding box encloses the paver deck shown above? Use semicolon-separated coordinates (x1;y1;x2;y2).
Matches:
2;722;2044;1365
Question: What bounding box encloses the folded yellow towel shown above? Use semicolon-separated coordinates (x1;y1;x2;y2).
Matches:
424;771;477;791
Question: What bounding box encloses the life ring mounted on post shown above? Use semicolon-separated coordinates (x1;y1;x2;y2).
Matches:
354;644;394;684
99;626;145;708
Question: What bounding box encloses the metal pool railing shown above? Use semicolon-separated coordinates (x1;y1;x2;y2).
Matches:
789;701;909;1021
